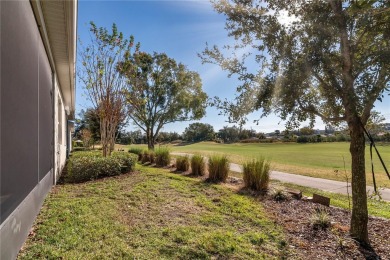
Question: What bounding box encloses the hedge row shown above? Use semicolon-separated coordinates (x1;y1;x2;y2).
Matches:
66;151;138;183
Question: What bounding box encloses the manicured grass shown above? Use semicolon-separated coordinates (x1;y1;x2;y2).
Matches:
274;181;390;219
169;142;390;187
19;165;289;259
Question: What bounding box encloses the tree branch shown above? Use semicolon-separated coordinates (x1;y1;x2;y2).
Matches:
297;99;346;123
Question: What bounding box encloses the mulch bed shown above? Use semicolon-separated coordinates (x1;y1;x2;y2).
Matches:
261;195;390;259
221;177;389;259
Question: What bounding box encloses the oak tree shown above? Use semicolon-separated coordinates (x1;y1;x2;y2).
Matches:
217;126;240;143
118;52;207;150
201;0;389;243
183;123;215;142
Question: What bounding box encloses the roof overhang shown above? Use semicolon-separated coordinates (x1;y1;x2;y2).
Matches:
31;0;77;119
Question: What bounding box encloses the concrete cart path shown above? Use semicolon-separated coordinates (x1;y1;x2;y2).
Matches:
172;152;390;202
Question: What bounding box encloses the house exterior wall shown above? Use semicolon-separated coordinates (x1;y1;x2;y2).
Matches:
54;78;68;182
0;0;76;258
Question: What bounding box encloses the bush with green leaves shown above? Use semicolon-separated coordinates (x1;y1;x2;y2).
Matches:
243;157;270;191
66;156;121;183
155;147;171;167
176;156;189;172
70;150;101;158
66;151;137;183
112;152;138;173
208;155;229;183
190;154;205;176
72;147;86;152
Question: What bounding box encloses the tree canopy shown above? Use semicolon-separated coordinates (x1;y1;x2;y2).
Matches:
183;123;215;142
217;126;240;143
74;108;100;142
201;0;390;243
118;51;208;149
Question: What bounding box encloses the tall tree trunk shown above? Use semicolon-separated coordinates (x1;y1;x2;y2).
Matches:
108;122;116;154
349;121;369;243
147;128;154;150
148;137;155;150
101;118;108;157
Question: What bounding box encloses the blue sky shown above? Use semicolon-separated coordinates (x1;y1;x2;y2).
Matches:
76;1;390;134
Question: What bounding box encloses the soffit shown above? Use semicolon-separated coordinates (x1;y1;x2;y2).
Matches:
33;0;77;119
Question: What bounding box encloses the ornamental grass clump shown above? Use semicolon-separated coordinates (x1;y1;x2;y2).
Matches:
128;147;144;161
190;154;205;176
141;150;151;164
271;187;289;201
208;155;229;183
311;208;331;230
243;157;270;191
155;147;171;167
149;151;156;164
176;156;190;172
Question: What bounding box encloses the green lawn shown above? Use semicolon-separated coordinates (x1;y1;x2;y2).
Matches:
271;181;390;219
166;142;390;187
19;165;289;259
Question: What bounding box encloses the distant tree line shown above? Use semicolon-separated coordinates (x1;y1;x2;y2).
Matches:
75;112;390;146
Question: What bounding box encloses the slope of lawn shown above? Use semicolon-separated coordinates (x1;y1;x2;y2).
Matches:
19;165;289;259
168;142;390;187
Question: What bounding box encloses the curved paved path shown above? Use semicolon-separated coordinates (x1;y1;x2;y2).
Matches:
172;152;390;202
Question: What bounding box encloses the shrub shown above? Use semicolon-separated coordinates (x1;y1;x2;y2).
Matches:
297;136;308;143
239;138;259;143
325;136;336;142
66;156;121;183
71;150;101;158
208;155;229;183
128;147;144;161
270;187;289;201
191;154;205;176
176;156;189;172
155;147;171;167
311;208;331;230
73;141;84;147
243;157;270;191
112;152;138;173
66;151;137;183
72;147;86;152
